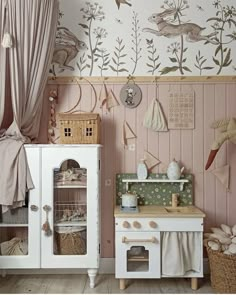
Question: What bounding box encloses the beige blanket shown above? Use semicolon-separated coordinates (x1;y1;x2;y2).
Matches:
0;137;34;213
162;231;201;276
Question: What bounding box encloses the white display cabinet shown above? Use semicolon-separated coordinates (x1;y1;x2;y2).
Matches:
0;144;101;288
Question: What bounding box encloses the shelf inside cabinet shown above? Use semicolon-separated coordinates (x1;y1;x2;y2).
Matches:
55;221;87;227
54;182;87;189
122;178;189;191
0;224;28;227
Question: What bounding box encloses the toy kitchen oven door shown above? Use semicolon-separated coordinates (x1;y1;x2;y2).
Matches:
115;220;161;285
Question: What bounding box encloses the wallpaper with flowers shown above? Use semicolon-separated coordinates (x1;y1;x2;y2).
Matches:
49;0;236;77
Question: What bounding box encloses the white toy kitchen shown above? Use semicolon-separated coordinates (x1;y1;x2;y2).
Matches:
114;173;205;290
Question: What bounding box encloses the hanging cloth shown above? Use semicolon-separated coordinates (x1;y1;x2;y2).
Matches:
143;98;168;132
161;232;201;276
0;0;59;212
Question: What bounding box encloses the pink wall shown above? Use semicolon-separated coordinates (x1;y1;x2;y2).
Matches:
42;81;236;258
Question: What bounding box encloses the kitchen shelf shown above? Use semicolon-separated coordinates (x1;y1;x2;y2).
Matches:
122;178;189;191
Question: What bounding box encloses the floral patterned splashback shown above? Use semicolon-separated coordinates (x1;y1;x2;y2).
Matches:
50;0;236;77
116;173;193;206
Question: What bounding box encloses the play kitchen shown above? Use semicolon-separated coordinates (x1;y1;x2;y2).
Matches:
114;160;205;290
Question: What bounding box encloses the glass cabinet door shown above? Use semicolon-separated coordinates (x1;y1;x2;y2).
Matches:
41;146;100;269
0;146;41;269
53;160;87;256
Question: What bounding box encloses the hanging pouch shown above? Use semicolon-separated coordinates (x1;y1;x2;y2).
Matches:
143;98;168;132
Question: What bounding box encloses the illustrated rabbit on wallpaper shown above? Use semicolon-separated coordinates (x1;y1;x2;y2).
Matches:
52;27;88;72
143;9;218;44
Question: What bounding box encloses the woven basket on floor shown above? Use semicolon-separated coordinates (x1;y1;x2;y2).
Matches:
206;239;236;293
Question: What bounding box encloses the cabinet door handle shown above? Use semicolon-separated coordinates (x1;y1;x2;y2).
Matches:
122;236;157;244
42;205;52;236
30;205;38;211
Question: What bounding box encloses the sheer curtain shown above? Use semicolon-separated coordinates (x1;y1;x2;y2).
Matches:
0;0;59;212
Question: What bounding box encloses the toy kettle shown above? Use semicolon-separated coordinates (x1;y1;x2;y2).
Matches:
167;159;184;180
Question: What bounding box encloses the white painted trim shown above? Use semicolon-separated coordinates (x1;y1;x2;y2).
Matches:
3;258;209;275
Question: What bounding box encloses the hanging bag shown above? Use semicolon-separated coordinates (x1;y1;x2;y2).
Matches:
143;98;168;132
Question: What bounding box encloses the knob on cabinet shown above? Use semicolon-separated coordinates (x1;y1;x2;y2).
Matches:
133;221;141;229
149;221;157;228
122;221;130;228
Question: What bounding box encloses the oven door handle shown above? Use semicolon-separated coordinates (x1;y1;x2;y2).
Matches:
122;236;158;244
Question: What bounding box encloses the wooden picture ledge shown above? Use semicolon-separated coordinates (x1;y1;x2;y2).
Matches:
48;75;236;85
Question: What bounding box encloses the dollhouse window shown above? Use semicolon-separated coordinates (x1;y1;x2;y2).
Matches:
86;127;93;137
64;128;71;137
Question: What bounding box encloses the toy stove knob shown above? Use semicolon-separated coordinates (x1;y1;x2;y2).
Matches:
122;221;130;228
149;221;157;228
133;221;141;229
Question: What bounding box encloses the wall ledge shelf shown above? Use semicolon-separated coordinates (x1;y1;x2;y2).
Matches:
122;179;189;191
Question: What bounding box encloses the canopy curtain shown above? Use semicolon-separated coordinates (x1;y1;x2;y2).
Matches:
0;0;59;212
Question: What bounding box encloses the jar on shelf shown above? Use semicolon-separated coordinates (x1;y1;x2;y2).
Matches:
137;159;148;180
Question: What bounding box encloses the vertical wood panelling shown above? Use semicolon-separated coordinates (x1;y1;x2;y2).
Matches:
226;83;236;226
214;84;227;226
124;100;136;173
158;85;170;173
203;84;216;231
192;84;204;210
180;84;193;174
136;84;148;171
100;89;115;258
113;84;125;174
169;85;181;169
147;84;159;173
42;81;236;257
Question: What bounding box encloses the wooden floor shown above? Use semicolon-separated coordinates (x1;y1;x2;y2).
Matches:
0;274;215;294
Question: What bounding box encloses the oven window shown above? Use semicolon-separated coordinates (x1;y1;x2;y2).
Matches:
126;246;149;272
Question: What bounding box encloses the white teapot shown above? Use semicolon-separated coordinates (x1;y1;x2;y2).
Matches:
167;159;184;180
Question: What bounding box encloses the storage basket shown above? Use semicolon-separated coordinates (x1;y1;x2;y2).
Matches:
58;113;100;144
206;239;236;293
55;227;86;255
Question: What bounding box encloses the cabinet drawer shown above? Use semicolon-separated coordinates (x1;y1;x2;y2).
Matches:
115;217;204;232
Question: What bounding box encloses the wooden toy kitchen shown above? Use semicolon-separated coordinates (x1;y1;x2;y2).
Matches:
114;171;205;290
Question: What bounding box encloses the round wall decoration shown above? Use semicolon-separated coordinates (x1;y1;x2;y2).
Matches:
120;83;142;109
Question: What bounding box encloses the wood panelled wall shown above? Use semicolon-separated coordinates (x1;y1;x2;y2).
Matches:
41;81;236;258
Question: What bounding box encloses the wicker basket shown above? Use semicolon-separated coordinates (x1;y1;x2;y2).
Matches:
206;239;236;293
55;227;86;255
58;113;100;144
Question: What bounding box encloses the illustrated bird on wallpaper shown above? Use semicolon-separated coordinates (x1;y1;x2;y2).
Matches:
205;118;236;170
115;0;132;9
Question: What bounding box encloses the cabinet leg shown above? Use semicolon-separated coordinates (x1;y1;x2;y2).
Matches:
1;270;6;278
88;268;97;288
191;277;198;290
119;279;126;290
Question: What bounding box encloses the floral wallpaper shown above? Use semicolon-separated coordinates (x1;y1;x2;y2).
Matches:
49;0;236;77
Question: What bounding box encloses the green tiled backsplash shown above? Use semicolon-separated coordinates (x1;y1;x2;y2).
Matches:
116;173;193;206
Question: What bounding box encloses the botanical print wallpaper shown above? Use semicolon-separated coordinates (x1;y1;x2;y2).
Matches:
50;0;236;77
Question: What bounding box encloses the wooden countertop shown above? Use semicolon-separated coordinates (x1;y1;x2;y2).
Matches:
114;205;206;218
